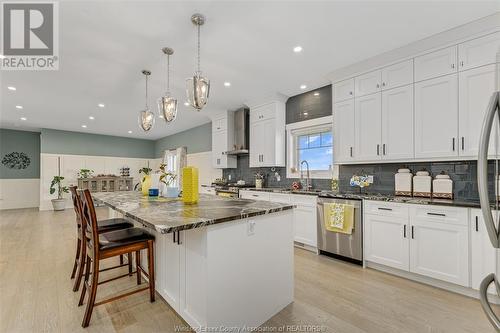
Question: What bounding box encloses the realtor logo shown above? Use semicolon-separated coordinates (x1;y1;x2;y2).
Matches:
1;1;59;70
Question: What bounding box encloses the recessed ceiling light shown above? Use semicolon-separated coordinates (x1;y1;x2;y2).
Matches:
184;102;189;106
7;86;16;91
224;82;231;87
300;84;307;90
293;46;303;53
20;117;27;121
15;105;23;109
128;130;132;134
81;125;87;128
98;103;105;108
89;116;95;120
313;92;320;96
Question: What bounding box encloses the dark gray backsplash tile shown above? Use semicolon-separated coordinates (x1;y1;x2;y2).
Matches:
286;85;332;124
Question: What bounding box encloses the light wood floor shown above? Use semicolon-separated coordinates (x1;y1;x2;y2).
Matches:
0;207;496;333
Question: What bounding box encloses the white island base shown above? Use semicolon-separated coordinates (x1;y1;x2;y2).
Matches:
110;208;294;332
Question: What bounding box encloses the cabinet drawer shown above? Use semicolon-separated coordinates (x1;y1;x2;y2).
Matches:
269;193;290;203
410;205;468;226
250;103;275;123
414;46;457;82
240;191;270;201
364;201;409;218
458;32;500;71
355;70;382;97
381;59;413;90
290;194;317;207
333;78;355;102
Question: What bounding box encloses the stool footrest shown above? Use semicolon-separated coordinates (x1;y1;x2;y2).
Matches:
98;271;137;285
93;286;150;307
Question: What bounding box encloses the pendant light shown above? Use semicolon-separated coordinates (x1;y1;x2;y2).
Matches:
138;70;155;132
186;13;210;111
158;47;178;122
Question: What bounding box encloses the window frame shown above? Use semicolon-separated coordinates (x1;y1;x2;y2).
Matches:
286;116;334;179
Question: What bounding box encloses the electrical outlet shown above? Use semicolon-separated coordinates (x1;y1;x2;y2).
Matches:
367;175;374;184
247;220;255;236
228;174;232;181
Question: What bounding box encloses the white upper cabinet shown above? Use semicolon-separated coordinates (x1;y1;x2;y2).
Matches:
414;46;457;82
211;113;236;169
381;85;414;160
333;78;355;102
458;32;500;71
459;64;498;158
381;59;414;90
249;101;286;167
333;99;355;163
355;70;382;97
355;93;382;161
414;74;458;159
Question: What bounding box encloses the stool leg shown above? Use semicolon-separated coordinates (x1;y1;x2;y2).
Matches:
135;251;141;285
128;253;133;276
70;238;81;279
147;240;155;302
73;240;86;292
82;257;99;328
120;254;124;265
78;255;91;306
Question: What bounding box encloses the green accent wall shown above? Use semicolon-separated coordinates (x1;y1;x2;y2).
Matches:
0;129;40;179
154;122;212;157
40;129;156;158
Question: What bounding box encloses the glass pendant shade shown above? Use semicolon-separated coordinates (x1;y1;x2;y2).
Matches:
139;109;155;131
186;72;210;110
158;94;178;122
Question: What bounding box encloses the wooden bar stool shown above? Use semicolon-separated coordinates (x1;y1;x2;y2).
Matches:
79;189;155;328
69;186;134;292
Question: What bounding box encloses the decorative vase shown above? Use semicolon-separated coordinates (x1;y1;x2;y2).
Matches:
182;167;199;204
255;179;263;189
51;198;66;211
164;187;180;198
141;175;151;196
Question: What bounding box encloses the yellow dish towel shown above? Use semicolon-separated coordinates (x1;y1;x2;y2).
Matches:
324;203;354;235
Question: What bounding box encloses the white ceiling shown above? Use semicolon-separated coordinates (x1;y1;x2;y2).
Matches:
1;1;498;140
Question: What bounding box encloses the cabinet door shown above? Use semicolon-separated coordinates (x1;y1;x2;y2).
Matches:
157;232;181;311
355;93;382;161
293;204;317;247
458;32;500;71
364;214;409;271
261;118;277;167
334;78;355;102
459;64;498;158
381;85;414;160
250;103;275;123
414;46;457;82
355;70;381;97
409;219;469;286
333;99;355;163
414;74;458;159
212;130;226;168
471;209;498;292
249;121;263;167
381;59;413;90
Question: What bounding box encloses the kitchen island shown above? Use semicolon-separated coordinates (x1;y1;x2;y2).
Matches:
92;191;295;332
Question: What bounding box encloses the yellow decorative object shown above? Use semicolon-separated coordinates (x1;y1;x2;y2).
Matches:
182;167;199;204
323;203;354;235
141;175;151;196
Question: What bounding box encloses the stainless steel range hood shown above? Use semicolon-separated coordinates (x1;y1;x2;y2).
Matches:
224;107;249;155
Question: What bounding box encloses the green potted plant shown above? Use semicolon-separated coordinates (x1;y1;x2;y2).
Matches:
159;163;178;198
50;176;69;211
139;167;152;196
78;168;94;179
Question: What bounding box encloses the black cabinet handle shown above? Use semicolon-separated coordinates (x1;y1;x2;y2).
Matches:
177;231;182;245
461;137;464;151
377;144;380;156
378;207;393;211
411;226;414;239
350;147;353;157
452;138;455;151
173;231;176;243
383;144;386;155
427;212;446;217
475;216;479;232
404;225;407;238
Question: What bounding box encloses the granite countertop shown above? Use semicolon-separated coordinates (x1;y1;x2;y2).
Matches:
92;191;294;234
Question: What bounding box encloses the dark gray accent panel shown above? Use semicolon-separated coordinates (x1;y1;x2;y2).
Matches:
286;85;332;124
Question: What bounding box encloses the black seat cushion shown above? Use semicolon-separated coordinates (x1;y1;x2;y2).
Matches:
99;227;155;250
97;218;134;232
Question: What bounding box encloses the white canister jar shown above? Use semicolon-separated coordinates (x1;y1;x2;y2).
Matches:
413;171;432;198
395;168;413;196
433;174;453;199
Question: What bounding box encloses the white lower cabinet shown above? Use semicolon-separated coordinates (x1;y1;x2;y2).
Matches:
156;232;182;311
470;209;498;293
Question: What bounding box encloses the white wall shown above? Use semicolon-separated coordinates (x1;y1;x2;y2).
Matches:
0;179;40;210
186;151;222;188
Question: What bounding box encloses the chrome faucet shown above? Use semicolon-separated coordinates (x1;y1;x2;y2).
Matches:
300;160;312;191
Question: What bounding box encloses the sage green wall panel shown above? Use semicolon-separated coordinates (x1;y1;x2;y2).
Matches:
154;122;212;157
0;129;40;179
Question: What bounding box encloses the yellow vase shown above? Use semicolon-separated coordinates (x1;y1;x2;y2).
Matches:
182;167;199;204
141;175;151;196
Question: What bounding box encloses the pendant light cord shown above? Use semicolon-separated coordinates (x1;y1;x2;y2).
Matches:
167;54;170;93
145;74;149;109
197;23;201;73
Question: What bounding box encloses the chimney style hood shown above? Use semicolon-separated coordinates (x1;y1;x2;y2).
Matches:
224;107;249;155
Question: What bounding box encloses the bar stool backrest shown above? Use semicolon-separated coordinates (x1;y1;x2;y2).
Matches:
69;186;83;230
81;189;100;257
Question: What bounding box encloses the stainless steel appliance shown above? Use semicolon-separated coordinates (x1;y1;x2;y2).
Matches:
478;91;500;330
317;195;363;264
224;108;250;155
214;183;253;198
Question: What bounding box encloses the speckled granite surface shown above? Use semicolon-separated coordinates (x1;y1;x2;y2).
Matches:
92;191;294;234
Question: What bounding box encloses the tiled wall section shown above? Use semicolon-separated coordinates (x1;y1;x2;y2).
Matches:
222;155;331;189
338;161;498;201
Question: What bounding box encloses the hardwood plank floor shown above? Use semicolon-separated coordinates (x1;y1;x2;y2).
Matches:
0;207;496;332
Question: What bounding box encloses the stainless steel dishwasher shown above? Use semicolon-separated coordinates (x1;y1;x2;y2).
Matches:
317;195;363;264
